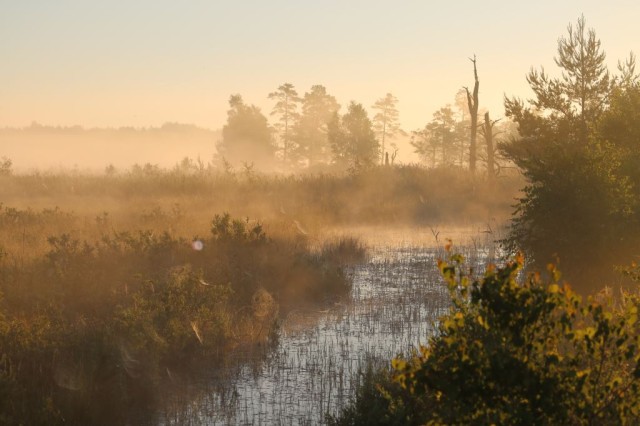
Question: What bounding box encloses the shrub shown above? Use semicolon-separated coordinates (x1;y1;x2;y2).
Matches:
0;212;361;425
335;249;640;425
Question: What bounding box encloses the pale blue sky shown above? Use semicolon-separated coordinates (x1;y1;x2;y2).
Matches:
1;1;638;130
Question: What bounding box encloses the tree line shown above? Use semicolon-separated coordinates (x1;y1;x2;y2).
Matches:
329;16;640;425
216;86;403;171
216;67;510;174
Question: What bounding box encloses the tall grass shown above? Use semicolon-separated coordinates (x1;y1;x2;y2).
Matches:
0;209;363;425
0;164;521;232
0;164;517;424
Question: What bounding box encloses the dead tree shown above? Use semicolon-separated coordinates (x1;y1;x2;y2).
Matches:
464;55;479;173
391;145;399;164
480;111;500;180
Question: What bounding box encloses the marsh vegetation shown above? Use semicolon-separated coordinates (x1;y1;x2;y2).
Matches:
4;8;640;426
0;165;510;424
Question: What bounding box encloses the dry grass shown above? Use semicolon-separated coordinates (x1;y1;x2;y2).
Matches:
0;164;516;424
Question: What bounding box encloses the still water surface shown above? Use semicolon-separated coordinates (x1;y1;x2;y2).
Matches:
163;227;496;425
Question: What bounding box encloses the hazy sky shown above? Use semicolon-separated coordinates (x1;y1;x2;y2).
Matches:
1;1;639;131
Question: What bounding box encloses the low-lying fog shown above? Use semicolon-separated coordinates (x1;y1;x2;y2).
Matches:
0;124;220;173
1;123;422;173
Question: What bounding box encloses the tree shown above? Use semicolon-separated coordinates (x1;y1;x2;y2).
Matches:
293;85;340;168
410;124;437;167
479;112;499;180
217;95;275;170
501;17;635;281
597;62;640;215
410;123;437;167
432;106;457;165
525;15;610;143
454;89;471;166
268;83;301;167
464;55;479;173
410;106;456;167
329;102;379;170
455;88;470;122
599;62;640;181
371;93;403;164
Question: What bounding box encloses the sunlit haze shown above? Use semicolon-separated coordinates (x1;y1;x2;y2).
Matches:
4;2;640;423
2;1;638;131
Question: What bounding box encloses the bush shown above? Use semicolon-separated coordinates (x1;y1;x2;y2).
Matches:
0;213;361;425
334;249;640;425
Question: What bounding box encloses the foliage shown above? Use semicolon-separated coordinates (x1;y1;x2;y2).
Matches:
0;166;521;255
334;251;640;425
210;212;266;243
329;102;379;170
327;362;409;426
293;85;341;168
268;83;301;166
217;94;275;170
528;15;610;138
371;93;403;164
0;212;359;425
598;74;640;183
410;106;458;167
411;91;513;173
501;16;639;281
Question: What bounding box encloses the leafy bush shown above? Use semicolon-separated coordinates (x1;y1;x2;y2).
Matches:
333;249;640;425
0;213;361;425
210;212;266;243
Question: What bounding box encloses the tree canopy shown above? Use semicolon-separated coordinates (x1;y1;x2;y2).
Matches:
294;85;340;168
501;16;639;284
371;93;403;164
328;102;379;170
268;83;301;167
217;95;275;170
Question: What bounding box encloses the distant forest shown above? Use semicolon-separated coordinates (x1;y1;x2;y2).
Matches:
0;123;221;172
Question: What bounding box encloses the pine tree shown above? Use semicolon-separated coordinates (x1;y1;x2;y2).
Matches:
217;95;275;170
371;93;403;164
329;102;378;170
294;85;340;168
268;83;301;166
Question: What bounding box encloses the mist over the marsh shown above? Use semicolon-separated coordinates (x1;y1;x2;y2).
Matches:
0;124;221;172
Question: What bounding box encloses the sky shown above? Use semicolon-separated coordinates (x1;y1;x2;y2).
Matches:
1;1;639;132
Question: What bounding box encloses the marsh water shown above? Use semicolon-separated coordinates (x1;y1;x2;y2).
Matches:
161;226;498;425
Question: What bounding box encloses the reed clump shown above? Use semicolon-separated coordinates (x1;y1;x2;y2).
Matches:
0;210;360;425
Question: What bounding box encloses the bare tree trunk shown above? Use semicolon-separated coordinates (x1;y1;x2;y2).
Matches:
483;112;495;180
441;125;447;166
465;55;479;173
284;114;288;165
380;121;386;165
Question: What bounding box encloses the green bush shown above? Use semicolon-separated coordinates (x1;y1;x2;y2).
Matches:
334;249;640;425
500;18;640;286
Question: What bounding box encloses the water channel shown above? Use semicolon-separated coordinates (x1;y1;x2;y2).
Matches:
162;226;497;425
